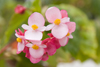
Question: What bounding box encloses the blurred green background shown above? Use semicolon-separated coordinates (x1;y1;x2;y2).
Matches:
0;0;100;67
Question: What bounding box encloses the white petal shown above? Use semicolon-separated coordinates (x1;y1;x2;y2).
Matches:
45;24;54;31
68;34;73;39
22;24;30;30
15;33;19;37
26;43;33;47
61;17;70;23
38;26;46;31
52;24;68;39
28;12;45;27
25;30;43;40
18;42;25;51
32;41;42;45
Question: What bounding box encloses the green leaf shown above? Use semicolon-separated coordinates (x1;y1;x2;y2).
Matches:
24;0;41;12
0;10;31;50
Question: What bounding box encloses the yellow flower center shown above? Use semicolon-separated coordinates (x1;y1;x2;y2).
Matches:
32;44;39;50
66;32;70;36
54;19;61;25
16;37;22;42
31;24;38;30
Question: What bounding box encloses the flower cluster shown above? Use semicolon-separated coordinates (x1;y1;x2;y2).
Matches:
15;7;76;63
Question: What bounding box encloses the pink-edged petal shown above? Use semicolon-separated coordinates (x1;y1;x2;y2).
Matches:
61;17;70;23
26;43;33;47
59;37;69;46
18;28;23;35
32;41;42;46
17;42;25;51
15;33;24;39
47;33;54;37
25;30;43;40
38;26;46;31
30;56;42;63
45;24;54;31
46;42;56;56
68;34;73;39
28;12;45;27
52;24;68;39
15;30;19;35
42;38;50;44
66;22;76;33
17;49;21;54
25;52;30;59
23;47;30;59
15;33;19;37
45;7;61;23
19;36;24;39
22;24;30;30
29;48;44;58
61;10;68;18
42;53;49;61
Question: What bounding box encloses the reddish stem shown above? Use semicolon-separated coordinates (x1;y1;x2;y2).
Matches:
0;44;11;54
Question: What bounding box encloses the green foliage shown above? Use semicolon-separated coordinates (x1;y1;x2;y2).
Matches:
0;10;31;50
25;0;41;12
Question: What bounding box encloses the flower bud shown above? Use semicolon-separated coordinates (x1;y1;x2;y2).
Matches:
15;5;26;14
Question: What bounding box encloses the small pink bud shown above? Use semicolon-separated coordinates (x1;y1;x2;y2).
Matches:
15;5;26;14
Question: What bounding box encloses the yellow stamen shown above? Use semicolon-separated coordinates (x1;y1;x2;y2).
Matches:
32;44;39;50
31;24;38;30
66;32;70;36
54;19;61;25
16;37;22;42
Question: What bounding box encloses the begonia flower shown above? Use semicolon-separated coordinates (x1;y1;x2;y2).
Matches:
26;41;46;59
58;10;76;46
42;36;61;56
22;12;46;40
15;29;26;53
48;33;69;46
45;7;70;39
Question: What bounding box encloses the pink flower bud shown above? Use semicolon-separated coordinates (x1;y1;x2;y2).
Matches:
15;5;26;14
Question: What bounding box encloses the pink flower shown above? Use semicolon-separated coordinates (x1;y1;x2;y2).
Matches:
22;12;46;40
26;41;46;59
45;7;70;39
58;10;76;46
15;29;26;53
15;5;26;14
48;33;69;46
42;36;61;56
